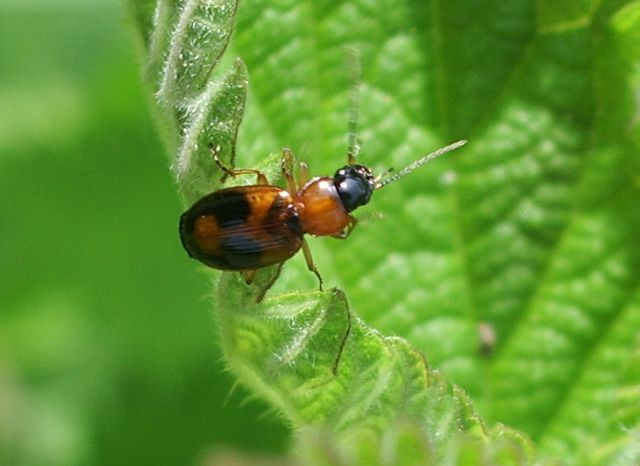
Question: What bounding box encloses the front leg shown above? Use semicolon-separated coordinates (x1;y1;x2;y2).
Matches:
281;148;298;193
332;216;358;239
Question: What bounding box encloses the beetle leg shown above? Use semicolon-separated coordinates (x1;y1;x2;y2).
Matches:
253;264;284;304
332;216;358;239
301;239;323;291
241;269;257;284
210;144;268;185
281;148;298;193
298;161;310;186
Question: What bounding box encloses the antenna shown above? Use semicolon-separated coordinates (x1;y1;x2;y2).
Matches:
346;47;361;165
374;140;467;189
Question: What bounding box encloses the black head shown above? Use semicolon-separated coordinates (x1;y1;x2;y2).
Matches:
333;164;376;212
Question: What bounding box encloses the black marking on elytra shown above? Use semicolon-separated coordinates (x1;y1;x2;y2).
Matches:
209;189;251;226
220;233;264;269
263;193;303;238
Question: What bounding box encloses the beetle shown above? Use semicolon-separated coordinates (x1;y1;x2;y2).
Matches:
179;139;467;288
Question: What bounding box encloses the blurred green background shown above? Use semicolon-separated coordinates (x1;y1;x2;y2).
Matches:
0;2;289;465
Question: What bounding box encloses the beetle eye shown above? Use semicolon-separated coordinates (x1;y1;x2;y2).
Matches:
334;165;375;212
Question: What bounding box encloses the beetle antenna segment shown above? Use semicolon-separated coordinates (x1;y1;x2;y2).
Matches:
346;47;361;165
210;144;232;176
374;140;467;189
375;167;394;180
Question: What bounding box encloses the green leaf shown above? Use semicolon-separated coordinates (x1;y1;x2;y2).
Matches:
127;0;640;464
